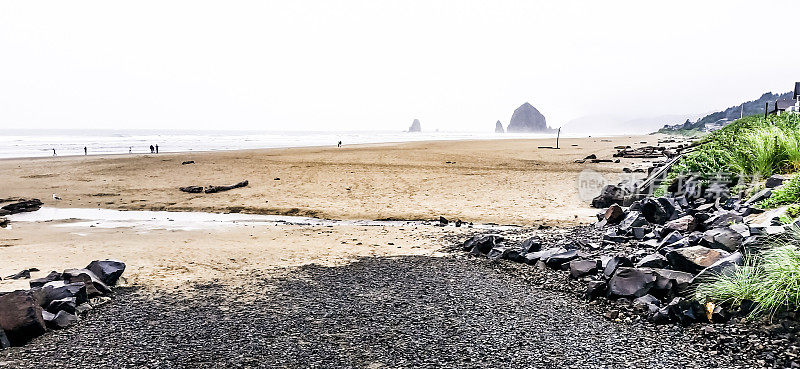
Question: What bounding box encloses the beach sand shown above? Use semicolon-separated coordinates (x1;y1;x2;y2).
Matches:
0;135;664;290
0;136;659;226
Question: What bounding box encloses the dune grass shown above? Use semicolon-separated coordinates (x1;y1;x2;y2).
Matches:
695;228;800;319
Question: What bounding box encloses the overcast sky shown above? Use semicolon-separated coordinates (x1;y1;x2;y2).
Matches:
1;1;798;132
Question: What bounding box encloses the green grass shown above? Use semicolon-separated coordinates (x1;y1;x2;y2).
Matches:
760;175;800;208
664;114;800;193
695;228;800;319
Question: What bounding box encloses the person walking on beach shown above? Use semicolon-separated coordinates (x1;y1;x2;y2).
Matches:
84;146;87;155
155;144;159;154
129;147;132;154
150;145;154;153
338;141;342;148
52;148;56;156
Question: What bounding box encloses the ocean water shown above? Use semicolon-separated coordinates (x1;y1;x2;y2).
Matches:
0;129;562;159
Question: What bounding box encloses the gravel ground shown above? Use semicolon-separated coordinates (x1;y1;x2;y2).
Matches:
0;253;773;369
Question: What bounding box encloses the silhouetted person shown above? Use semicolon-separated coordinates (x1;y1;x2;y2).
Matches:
155;144;159;154
84;146;87;155
129;147;132;154
338;141;342;148
52;148;56;156
150;145;154;153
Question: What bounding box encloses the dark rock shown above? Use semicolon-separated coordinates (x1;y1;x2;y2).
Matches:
75;303;92;315
486;246;511;261
636;253;668;268
6;270;31;280
657;231;684;249
543;249;579;269
506;102;554;133
181;160;195;165
0;327;9;349
43;310;78;330
591;185;625;208
633;294;661;314
494;120;504;133
705;211;743;228
641;198;669;224
619;211;648;231
666;297;708;326
205;180;249;194
524;247;566;265
29;271;62;288
584;154;597;160
0;290;46;346
603;204;625;224
86;260;127;286
438;216;449;225
607;267;657;298
179;186;204;193
648;268;694;296
46;297;77;314
585;281;607;300
745;188;772;205
0;199;43;215
666;246;730;274
40;281;89;307
569;259;599;279
603;256;633;278
408;119;422;132
62;269;111;296
0;217;8;228
692;252;743;283
462;234;504;255
631;227;647;240
518;237;542;253
664;215;696;233
766;174;787;188
701;227;743;252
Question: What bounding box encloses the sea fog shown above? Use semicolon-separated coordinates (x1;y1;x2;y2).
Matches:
0;129;566;159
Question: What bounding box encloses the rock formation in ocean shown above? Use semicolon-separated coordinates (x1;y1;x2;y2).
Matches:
408;119;421;132
495;121;504;133
506;102;556;133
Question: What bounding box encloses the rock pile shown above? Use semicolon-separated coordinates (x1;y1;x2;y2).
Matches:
0;260;126;349
464;173;792;325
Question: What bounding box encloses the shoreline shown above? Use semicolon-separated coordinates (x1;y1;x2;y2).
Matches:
0;133;653;161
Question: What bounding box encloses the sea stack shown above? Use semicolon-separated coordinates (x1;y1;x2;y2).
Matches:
506;102;556;133
495;121;504;133
408;119;422;132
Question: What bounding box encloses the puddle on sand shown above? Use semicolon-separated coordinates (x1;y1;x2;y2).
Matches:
8;207;520;232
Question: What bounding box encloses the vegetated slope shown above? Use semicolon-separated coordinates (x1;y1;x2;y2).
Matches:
659;91;792;134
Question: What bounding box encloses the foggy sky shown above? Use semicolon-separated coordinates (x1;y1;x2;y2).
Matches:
1;1;798;133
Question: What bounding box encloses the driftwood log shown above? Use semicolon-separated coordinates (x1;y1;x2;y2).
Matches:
204;180;249;194
179;186;204;193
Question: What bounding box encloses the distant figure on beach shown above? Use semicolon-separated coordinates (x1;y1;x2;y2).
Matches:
155;144;159;154
129;147;132;154
52;148;56;156
150;145;154;153
338;141;342;148
84;146;87;155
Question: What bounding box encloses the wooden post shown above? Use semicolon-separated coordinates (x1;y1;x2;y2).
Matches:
556;127;561;149
765;102;769;119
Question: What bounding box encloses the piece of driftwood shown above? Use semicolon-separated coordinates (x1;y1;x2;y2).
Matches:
181;161;195;165
179;186;204;193
204;180;248;194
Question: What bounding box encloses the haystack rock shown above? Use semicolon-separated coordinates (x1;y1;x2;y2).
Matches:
408;119;421;132
506;102;556;133
495;121;504;133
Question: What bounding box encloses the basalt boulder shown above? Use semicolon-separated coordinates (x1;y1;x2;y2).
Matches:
569;259;600;278
701;227;743;252
0;290;46;346
635;253;668;268
518;237;542;253
462;234;504;255
607;267;657;298
40;281;89;307
86;260;126;286
592;185;626;208
43;310;78;330
603;204;625;224
666;246;730;274
29;271;62;288
62;269;111;297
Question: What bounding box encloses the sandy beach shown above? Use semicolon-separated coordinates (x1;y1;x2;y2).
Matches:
0;136;657;226
0;135;660;291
